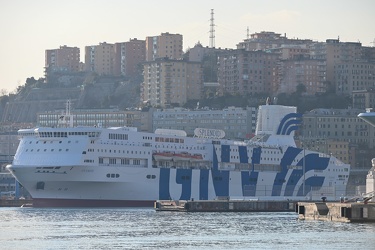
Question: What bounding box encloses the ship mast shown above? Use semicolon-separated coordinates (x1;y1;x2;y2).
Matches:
57;100;74;128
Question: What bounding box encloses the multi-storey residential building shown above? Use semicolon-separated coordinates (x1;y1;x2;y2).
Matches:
335;60;375;95
237;31;312;51
45;45;80;72
302;108;374;172
114;38;146;77
85;42;115;75
276;45;310;60
278;57;326;95
85;46;95;72
352;89;375;109
361;46;375;62
310;39;362;91
142;58;202;108
297;138;350;165
302;108;373;147
152;106;257;140
145;32;183;61
188;42;223;62
217;49;279;96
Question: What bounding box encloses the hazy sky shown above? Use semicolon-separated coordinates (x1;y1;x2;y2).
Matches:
1;0;374;93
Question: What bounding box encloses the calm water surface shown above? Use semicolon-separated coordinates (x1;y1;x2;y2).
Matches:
1;207;375;249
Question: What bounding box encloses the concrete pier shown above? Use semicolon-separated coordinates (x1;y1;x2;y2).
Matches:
0;199;33;207
155;199;295;212
296;201;375;222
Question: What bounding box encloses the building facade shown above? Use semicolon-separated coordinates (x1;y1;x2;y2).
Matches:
310;39;363;92
146;32;183;61
37;109;139;128
114;38;146;77
152;106;257;140
142;58;203;108
352;89;375;109
335;61;375;95
217;49;279;96
85;42;115;75
237;31;312;51
45;45;80;72
278;57;326;95
302;108;373;147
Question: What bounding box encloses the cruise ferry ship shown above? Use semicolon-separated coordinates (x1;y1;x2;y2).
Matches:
7;102;350;207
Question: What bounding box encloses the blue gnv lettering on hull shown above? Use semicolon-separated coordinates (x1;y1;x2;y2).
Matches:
241;146;261;196
158;146;230;201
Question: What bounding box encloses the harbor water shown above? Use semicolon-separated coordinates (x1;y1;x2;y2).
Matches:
1;207;375;249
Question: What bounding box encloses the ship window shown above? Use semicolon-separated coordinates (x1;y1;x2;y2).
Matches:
106;174;110;178
66;149;69;151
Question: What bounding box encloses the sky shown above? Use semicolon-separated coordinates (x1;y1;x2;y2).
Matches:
1;0;374;93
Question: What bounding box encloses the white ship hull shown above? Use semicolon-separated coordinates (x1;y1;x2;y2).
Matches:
7;104;351;207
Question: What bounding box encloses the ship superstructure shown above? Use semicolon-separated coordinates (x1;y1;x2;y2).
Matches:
7;103;350;207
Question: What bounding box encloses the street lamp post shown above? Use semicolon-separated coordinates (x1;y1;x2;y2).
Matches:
303;147;306;196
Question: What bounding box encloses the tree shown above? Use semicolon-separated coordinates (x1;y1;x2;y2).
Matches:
296;83;306;95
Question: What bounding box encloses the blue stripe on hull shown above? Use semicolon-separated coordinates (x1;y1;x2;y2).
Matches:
272;147;301;196
176;169;192;200
159;168;171;200
212;146;229;197
240;146;260;196
199;169;209;200
297;176;325;196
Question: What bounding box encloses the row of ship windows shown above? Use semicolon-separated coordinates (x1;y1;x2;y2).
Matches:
28;140;79;144
93;148;151;155
38;131;99;138
109;133;128;140
99;158;142;165
218;147;282;155
155;137;184;143
26;148;69;152
106;173;120;178
156;144;205;150
106;173;157;179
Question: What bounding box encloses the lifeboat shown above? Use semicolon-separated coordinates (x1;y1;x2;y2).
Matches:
173;152;191;161
153;151;173;161
190;153;204;162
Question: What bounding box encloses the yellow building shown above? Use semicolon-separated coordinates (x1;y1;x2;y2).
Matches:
142;58;202;107
85;42;115;75
146;32;183;61
45;45;80;72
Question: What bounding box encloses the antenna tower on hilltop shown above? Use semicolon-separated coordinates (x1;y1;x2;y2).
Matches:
209;9;215;48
